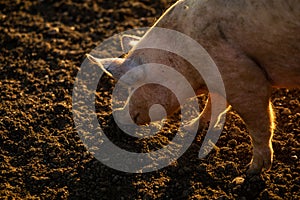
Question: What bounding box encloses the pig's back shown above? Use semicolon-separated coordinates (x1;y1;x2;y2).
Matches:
157;0;300;88
221;0;300;88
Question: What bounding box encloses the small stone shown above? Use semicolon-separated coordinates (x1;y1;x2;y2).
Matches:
48;27;60;35
281;108;291;115
291;155;298;160
232;177;245;185
228;139;237;147
290;99;299;105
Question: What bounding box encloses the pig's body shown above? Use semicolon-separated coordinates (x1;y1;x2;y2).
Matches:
93;0;300;175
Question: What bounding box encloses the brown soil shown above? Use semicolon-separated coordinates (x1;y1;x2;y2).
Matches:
0;0;299;199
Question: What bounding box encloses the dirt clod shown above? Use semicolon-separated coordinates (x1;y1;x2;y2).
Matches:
0;0;299;199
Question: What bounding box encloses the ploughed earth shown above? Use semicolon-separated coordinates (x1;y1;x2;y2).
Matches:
0;0;299;199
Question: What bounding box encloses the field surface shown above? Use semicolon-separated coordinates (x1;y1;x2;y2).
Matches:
0;0;299;199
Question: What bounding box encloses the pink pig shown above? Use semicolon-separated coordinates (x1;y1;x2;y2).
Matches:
89;0;300;175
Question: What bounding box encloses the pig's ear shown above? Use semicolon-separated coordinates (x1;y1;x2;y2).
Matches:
121;34;141;52
86;54;124;77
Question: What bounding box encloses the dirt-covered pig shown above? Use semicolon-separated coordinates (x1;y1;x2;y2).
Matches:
88;0;300;175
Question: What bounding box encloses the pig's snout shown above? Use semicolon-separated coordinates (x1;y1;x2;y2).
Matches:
113;109;150;126
113;108;150;126
132;104;166;125
113;104;167;126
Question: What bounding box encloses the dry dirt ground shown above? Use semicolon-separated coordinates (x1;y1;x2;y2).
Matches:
0;0;299;199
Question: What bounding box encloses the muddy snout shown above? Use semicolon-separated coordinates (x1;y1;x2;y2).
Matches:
113;84;180;126
113;108;151;126
113;104;167;126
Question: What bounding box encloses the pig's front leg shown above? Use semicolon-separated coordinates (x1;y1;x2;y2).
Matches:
183;93;229;132
182;94;211;132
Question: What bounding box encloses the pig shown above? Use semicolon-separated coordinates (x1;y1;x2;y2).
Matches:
88;0;300;175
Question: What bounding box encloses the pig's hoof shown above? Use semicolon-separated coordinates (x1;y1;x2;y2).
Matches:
246;147;273;175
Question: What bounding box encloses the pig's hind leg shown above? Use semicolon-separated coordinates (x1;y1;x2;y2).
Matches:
232;95;275;175
224;58;275;175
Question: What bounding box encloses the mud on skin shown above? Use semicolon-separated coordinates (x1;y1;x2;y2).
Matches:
0;0;299;199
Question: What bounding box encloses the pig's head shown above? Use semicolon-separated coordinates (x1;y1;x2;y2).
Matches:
87;35;182;126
